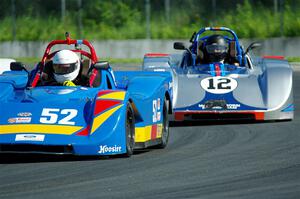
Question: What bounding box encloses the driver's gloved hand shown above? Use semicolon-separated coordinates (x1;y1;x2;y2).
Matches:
63;80;76;87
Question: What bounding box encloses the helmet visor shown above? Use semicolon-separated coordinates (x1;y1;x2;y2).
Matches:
53;63;77;75
205;45;228;54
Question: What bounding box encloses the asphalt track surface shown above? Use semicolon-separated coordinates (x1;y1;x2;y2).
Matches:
0;70;300;199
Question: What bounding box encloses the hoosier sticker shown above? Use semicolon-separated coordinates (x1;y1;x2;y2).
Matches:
98;145;122;154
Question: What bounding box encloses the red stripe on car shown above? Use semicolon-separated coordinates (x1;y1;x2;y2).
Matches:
215;63;221;76
97;90;115;97
144;53;169;57
151;124;157;139
94;100;121;116
262;55;285;60
76;125;90;136
174;111;265;121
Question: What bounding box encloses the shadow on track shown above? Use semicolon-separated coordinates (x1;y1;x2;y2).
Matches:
0;154;111;164
0;150;151;164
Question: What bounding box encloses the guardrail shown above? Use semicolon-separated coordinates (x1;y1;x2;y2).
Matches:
1;37;300;59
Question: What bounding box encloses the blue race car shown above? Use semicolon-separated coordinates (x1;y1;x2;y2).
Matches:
0;33;172;157
143;27;293;122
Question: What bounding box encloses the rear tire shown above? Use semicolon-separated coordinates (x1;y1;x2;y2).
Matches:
157;99;170;148
124;102;135;157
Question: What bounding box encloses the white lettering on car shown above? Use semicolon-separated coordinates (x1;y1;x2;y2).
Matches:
98;145;122;154
40;108;78;125
200;76;238;94
152;98;161;123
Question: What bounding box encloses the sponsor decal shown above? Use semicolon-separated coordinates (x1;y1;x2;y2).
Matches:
226;104;241;109
17;112;32;117
187;74;200;78
199;103;241;110
146;65;157;68
8;118;16;123
98;145;122;154
200;76;238;94
169;81;173;89
157;112;161;121
15;134;45;141
157;98;161;110
8;117;31;124
154;69;166;72
153;98;162;122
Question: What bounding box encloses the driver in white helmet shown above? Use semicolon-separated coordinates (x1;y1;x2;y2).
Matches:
52;49;81;86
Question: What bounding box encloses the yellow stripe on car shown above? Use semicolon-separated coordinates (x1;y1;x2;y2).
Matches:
135;125;152;142
98;91;126;101
135;123;163;142
91;104;123;134
0;124;83;135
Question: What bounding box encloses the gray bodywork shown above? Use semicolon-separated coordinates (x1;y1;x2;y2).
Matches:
142;53;293;121
0;58;15;74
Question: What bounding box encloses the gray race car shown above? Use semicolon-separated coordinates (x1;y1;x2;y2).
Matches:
0;58;15;74
143;27;293;121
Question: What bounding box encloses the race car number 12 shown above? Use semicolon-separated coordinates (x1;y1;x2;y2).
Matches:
207;78;230;89
200;76;237;94
40;108;78;125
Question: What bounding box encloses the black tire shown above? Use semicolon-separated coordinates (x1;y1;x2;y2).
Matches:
157;99;170;148
124;102;135;157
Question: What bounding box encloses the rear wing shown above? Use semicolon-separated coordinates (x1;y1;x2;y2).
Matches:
142;53;171;71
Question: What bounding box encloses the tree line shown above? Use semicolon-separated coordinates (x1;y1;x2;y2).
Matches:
0;0;299;41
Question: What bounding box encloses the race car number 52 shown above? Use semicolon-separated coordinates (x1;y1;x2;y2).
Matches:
200;77;237;94
40;108;78;125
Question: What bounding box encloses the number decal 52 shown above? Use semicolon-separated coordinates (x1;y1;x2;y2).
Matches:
200;76;238;94
40;108;78;125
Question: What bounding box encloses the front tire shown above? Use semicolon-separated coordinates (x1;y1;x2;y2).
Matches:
124;102;135;157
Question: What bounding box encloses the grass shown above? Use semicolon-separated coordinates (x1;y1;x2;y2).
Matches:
15;57;40;65
1;1;300;41
287;57;300;62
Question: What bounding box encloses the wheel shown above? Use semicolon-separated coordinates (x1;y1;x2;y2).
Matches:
124;102;135;157
157;99;170;148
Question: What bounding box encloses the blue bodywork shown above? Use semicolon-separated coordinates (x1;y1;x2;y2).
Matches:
0;66;172;156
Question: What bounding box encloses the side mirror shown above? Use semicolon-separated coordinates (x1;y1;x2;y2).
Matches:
244;42;262;55
174;42;194;57
10;62;28;72
93;61;109;70
174;42;186;50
